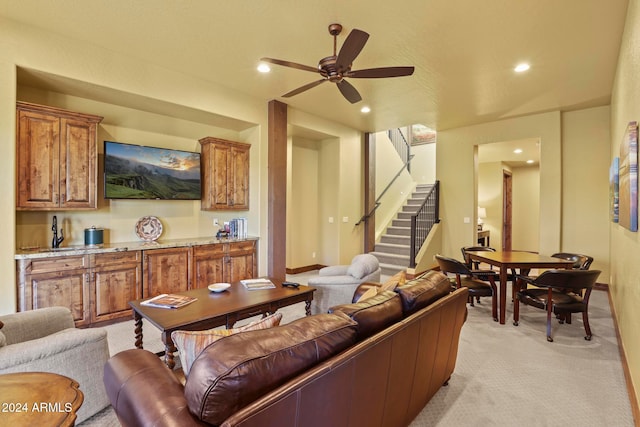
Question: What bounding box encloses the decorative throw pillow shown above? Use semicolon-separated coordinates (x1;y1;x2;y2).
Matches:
356;286;378;302
0;320;5;347
172;312;283;376
380;271;406;292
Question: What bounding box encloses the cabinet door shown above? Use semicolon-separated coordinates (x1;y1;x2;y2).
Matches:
27;270;90;326
143;247;192;297
212;143;232;209
16;109;60;209
59;117;97;208
230;146;249;209
193;244;226;288
91;252;141;323
227;241;256;282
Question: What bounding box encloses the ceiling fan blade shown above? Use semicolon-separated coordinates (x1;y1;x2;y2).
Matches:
336;29;369;70
336;80;362;104
282;79;327;98
260;57;319;74
347;66;415;78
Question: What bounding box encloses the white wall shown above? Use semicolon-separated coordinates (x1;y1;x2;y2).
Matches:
410;143;436;184
609;0;640;404
512;166;540;251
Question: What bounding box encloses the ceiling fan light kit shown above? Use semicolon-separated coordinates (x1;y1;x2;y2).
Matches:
261;23;415;104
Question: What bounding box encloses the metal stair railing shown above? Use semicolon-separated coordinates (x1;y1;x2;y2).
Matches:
409;180;440;268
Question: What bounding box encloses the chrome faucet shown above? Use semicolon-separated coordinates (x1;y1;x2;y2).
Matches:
52;215;64;248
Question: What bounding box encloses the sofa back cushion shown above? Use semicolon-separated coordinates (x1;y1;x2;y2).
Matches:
395;270;451;316
329;290;403;339
184;312;358;425
172;312;283;376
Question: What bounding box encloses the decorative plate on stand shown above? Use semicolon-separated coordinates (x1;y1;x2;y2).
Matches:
135;216;163;241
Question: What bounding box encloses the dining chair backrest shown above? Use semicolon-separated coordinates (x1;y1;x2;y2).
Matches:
532;269;600;292
460;246;496;268
436;254;472;276
551;253;594;270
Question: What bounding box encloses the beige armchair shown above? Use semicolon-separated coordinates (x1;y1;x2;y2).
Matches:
308;254;382;314
0;307;110;423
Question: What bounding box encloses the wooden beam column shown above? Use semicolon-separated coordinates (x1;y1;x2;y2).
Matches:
268;100;287;280
364;132;376;252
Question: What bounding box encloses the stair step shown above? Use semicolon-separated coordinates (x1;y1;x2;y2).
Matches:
374;242;410;256
386;226;411;236
402;205;420;213
370;251;410;266
380;234;410;245
379;262;406;276
392;218;412;227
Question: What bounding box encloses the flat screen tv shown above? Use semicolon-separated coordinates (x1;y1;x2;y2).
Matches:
104;141;201;200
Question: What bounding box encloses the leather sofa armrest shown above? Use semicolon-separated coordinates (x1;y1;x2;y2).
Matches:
104;349;206;427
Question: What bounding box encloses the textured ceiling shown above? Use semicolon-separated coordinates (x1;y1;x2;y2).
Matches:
0;0;629;133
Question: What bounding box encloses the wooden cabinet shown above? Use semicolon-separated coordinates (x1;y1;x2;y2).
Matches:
90;251;142;323
142;247;192;297
16;102;103;210
193;240;257;288
16;239;256;326
16;255;91;327
199;137;250;210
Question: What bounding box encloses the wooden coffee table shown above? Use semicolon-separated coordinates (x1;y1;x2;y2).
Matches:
0;372;83;426
129;278;315;369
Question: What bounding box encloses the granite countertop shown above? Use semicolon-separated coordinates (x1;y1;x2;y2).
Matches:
15;236;259;259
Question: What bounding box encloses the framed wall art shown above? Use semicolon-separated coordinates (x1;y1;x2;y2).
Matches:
618;121;638;231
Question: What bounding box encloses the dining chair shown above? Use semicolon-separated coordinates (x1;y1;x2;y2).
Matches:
436;254;498;321
460;246;496;270
551;252;594;270
512;269;601;342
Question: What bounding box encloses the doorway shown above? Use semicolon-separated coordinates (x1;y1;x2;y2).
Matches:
502;170;512;250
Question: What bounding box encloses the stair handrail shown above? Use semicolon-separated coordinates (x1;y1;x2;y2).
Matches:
409;180;440;268
356;154;414;226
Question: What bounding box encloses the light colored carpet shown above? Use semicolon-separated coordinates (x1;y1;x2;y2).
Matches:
80;273;634;426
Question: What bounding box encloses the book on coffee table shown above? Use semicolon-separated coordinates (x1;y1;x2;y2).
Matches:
141;293;197;309
241;278;276;290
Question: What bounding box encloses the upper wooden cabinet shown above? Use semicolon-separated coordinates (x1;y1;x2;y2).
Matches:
16;102;103;210
199;137;250;210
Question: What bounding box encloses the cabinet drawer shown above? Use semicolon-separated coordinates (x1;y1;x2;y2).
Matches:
228;240;256;255
19;255;89;275
91;250;141;269
193;244;226;258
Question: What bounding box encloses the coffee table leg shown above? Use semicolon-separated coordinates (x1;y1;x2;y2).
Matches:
305;299;312;316
162;332;177;370
134;311;143;349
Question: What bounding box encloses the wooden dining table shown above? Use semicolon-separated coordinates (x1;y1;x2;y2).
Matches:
465;251;575;324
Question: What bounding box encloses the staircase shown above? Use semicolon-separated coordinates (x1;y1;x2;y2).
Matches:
371;183;434;276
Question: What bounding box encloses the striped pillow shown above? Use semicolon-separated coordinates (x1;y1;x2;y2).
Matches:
172;312;283;376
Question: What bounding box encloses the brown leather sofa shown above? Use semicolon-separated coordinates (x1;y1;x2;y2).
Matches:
104;271;468;427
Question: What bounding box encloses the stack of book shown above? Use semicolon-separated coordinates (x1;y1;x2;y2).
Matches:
225;218;248;239
240;278;276;290
141;294;197;309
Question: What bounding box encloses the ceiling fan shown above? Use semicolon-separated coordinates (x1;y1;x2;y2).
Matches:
261;23;415;104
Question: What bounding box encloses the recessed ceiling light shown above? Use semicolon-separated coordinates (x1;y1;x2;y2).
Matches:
526;159;534;164
257;63;271;73
360;106;371;113
514;149;523;154
514;63;530;73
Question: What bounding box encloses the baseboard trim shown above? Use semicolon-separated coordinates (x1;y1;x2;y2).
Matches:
286;265;325;275
606;286;640;426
